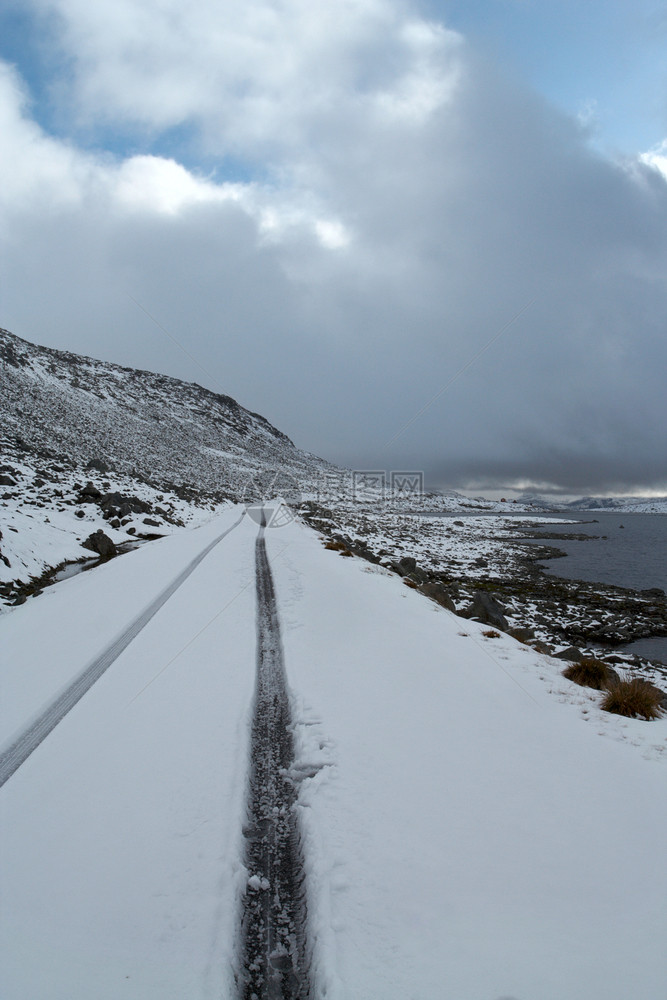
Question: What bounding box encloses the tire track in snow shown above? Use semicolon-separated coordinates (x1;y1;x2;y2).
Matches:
237;518;311;998
0;512;245;789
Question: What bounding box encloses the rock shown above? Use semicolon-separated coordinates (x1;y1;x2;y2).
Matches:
394;556;417;576
99;492;151;515
531;640;554;655
0;475;17;487
554;646;583;662
508;626;536;643
86;458;110;473
81;530;117;558
143;517;161;527
109;518;121;529
126;526;136;535
75;509;86;519
640;588;665;600
465;591;509;631
80;481;102;500
603;665;622;687
419;581;456;612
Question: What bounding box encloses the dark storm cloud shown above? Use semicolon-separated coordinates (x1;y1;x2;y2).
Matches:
1;3;666;494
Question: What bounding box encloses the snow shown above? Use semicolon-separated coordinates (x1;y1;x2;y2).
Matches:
0;456;224;604
1;509;256;999
1;511;666;999
270;518;667;999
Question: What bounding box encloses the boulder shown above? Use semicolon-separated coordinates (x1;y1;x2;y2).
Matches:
86;458;110;473
100;492;151;515
603;664;622;688
554;646;583;662
508;626;536;643
394;556;417;576
466;591;509;631
80;481;102;500
419;581;456;612
81;530;117;558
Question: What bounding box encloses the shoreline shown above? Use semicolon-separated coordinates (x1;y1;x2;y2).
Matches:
299;501;667;692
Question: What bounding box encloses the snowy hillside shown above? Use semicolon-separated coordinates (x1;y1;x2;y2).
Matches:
517;492;667;513
0;327;328;497
570;496;667;513
0;327;332;605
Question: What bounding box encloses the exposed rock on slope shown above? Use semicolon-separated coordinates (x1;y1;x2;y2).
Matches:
0;326;332;607
0;327;327;499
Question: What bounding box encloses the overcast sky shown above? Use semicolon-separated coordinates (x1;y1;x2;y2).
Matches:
1;0;666;495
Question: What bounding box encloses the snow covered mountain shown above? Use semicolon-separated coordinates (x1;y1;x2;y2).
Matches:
0;327;328;499
566;495;667;513
516;492;667;513
0;326;331;605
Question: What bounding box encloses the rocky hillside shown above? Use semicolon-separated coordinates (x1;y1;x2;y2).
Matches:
0;326;332;606
0;327;327;500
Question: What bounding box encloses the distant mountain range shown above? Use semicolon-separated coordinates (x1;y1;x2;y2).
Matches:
516;493;667;514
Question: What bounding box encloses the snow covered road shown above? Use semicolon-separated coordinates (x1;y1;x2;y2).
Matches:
1;508;666;999
1;508;258;999
0;511;245;788
237;522;310;997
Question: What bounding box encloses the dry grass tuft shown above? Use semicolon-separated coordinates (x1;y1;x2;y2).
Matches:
563;657;613;691
601;678;664;721
482;630;501;639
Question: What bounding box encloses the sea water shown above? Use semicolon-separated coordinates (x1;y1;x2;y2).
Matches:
530;512;667;663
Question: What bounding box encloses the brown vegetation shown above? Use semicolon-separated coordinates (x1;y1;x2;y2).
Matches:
601;678;664;721
563;657;615;691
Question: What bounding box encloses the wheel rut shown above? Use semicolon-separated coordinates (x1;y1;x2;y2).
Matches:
237;522;311;999
0;513;245;789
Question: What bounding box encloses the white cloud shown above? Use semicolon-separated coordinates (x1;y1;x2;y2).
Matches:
640;139;667;181
113;157;245;215
25;0;462;157
2;1;667;492
0;63;92;210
